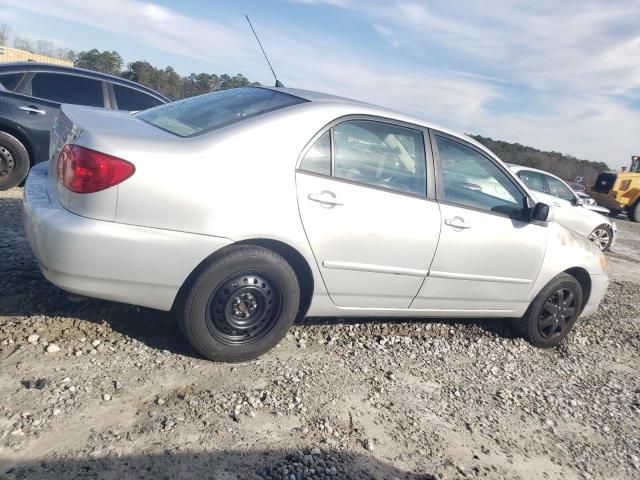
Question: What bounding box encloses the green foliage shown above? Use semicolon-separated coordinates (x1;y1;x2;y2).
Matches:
470;135;610;184
74;49;124;76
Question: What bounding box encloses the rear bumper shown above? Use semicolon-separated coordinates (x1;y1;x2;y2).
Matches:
23;162;232;311
580;272;608;318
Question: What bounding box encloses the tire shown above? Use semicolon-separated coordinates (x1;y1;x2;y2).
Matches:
178;245;300;362
588;224;613;251
512;273;583;348
0;131;30;191
628;201;640;223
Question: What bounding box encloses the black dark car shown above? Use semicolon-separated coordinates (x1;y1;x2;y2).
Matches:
0;62;169;190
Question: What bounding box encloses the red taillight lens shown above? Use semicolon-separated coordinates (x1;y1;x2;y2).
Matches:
57;145;135;194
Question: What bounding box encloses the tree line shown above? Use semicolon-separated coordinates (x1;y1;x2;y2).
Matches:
470;135;610;183
0;25;257;100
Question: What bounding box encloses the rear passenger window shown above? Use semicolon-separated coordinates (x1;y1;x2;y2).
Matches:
0;73;23;91
333;120;426;196
300;131;331;176
31;73;104;107
113;84;163;111
517;170;544;192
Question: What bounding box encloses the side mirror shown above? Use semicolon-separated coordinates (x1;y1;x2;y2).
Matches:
530;202;553;224
572;197;584;206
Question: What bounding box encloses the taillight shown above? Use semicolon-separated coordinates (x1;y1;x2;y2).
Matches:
57;145;135;194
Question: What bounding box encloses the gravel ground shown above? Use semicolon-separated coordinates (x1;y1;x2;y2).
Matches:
0;186;638;480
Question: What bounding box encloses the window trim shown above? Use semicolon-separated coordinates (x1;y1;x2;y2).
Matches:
22;71;107;108
430;130;533;220
296;114;435;200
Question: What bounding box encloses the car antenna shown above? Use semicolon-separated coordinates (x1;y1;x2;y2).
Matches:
245;14;284;88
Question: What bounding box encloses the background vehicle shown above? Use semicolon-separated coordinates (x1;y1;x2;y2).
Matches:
589;155;640;221
23;87;608;362
0;62;168;190
508;165;616;251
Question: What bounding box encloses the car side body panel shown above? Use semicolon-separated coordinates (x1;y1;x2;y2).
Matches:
24;88;608;321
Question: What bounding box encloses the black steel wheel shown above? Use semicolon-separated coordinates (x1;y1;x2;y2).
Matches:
0;132;30;191
206;272;282;346
512;272;583;348
178;245;300;362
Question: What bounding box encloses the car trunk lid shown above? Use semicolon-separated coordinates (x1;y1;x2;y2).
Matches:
49;104;177;221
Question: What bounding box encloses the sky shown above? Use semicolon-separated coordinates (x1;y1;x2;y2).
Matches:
1;0;639;169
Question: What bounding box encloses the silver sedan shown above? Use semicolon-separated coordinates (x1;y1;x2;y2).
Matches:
23;87;608;362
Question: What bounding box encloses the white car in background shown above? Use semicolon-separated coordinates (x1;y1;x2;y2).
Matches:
508;165;616;251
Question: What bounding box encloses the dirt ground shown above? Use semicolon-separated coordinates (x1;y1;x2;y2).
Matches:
0;186;638;480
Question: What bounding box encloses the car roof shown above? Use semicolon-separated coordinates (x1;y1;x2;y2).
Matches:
0;62;168;101
261;86;496;158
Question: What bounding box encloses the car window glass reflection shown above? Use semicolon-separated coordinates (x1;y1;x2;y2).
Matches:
437;136;524;216
333;120;426;196
300;131;331;176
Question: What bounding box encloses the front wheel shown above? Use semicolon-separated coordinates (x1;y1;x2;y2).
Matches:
588;225;613;251
512;273;583;348
178;246;300;362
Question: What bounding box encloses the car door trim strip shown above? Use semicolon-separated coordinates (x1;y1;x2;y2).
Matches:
323;260;427;277
428;270;532;284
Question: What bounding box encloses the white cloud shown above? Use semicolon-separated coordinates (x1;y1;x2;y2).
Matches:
1;0;638;168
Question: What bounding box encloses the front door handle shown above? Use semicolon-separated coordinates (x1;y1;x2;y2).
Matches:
19;105;46;115
552;201;562;207
308;191;343;206
444;217;471;229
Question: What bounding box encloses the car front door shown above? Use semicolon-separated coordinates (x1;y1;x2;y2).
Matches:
412;133;546;314
542;174;593;237
296;118;441;308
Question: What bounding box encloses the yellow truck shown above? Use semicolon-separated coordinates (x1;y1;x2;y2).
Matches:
589;156;640;221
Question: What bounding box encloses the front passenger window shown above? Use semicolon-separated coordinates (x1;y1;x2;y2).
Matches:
436;136;525;216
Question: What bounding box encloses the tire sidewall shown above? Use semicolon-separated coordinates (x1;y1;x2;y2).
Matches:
526;275;583;348
182;247;300;362
0;132;30;191
590;224;613;251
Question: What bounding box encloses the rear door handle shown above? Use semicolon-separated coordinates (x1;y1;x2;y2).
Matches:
19;105;46;115
444;217;471;229
308;191;343;206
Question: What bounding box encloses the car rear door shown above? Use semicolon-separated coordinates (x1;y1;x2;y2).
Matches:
6;72;106;163
296;118;441;308
413;132;546;314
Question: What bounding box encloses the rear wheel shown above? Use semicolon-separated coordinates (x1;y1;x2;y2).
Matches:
0;132;30;191
628;201;640;222
512;273;583;348
178;246;300;362
588;224;613;251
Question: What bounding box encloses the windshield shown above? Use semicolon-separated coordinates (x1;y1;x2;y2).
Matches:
137;87;306;137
